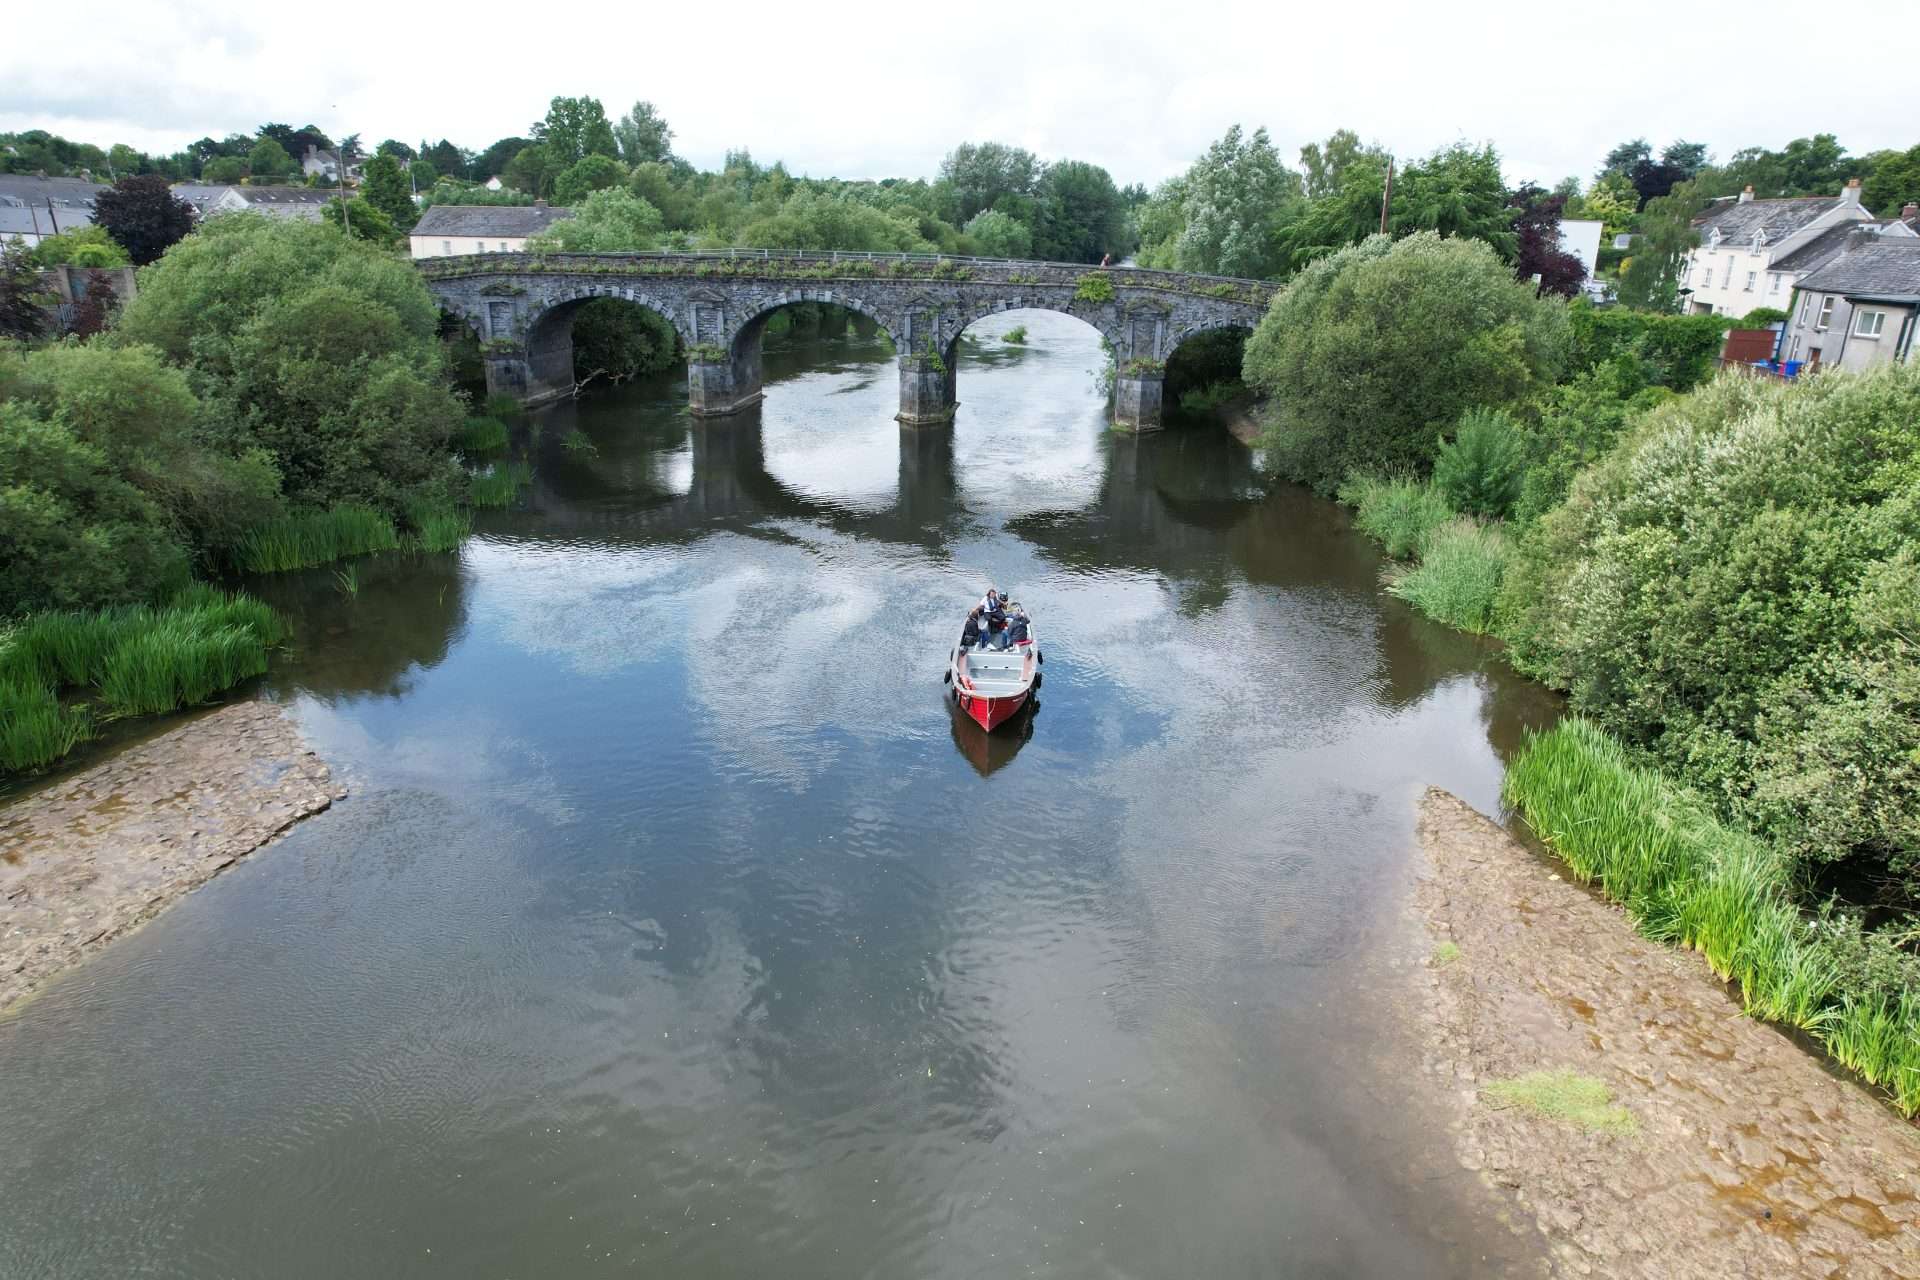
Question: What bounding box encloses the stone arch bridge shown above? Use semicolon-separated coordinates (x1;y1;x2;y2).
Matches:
421;251;1275;431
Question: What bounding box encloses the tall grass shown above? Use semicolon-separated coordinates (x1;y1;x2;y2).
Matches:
0;586;286;773
1003;325;1028;345
1505;718;1920;1116
481;393;521;419
1340;474;1455;559
233;505;401;573
468;461;532;508
1387;519;1511;633
455;415;510;454
407;501;472;552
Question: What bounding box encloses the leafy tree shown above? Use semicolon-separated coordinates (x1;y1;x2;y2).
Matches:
626;161;694;228
553;154;628;206
1433;407;1525;518
106;143;143;177
1033;160;1128;263
962;208;1032;258
735;189;926;253
359;153;418;232
533;96;619;166
1392;143;1515;257
420;139;469;181
375;139;417;163
112;215;461;517
202;156;246;184
526;189;665;251
1781;133;1850;194
336;134;363;166
1299;128;1377;199
1598;136;1707;208
30;225;130;269
1243;232;1570;492
247;137;295;182
1863;143;1920;215
939;142;1041;224
473;135;530;180
1509;184;1585;297
93;176;195;266
321;196;400;246
503;143;563;198
1580;176;1638;240
1158;125;1300;278
614;101;674;166
1616;181;1705;311
0;242;49;340
572;299;679;386
1272;153;1389;275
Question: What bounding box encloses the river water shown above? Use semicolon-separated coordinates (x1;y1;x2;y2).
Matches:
0;312;1559;1277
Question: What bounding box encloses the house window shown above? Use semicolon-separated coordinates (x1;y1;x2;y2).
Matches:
442;240;452;255
477;241;488;253
1854;310;1884;338
1797;292;1813;325
1788;335;1802;360
1816;296;1835;330
1769;273;1781;293
1745;271;1756;291
1722;260;1734;288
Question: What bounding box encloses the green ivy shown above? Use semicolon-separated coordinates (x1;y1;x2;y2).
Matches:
1074;272;1116;303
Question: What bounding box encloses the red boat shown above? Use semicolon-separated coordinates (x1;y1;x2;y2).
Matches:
945;616;1042;732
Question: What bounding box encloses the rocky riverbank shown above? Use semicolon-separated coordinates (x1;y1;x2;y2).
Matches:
0;701;342;1015
1409;788;1920;1278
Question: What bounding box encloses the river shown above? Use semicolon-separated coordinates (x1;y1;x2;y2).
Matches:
0;310;1560;1277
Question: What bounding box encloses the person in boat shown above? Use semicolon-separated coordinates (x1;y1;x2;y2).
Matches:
1005;602;1030;646
959;606;983;650
978;589;1009;649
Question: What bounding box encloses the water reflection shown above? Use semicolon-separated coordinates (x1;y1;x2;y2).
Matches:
946;695;1040;776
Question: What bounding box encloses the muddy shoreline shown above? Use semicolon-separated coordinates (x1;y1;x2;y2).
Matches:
0;701;342;1015
1409;788;1920;1278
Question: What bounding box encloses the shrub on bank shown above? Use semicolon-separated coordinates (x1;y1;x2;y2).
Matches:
1498;361;1920;893
1505;718;1920;1117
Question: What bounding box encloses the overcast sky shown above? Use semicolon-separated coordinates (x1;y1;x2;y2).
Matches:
5;0;1917;190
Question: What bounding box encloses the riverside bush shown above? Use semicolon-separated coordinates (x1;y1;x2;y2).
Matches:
1387;519;1510;633
455;415;509;454
1243;232;1569;493
1500;362;1920;891
233;504;401;573
1506;718;1918;1116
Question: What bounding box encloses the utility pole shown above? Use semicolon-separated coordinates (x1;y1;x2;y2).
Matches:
1379;156;1395;236
333;107;350;236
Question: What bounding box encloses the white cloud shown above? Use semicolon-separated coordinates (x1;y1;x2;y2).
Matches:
4;0;1916;190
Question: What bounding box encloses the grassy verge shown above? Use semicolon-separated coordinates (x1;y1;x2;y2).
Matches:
0;586;286;774
1483;1069;1637;1135
455;414;510;454
1505;718;1920;1117
469;461;533;508
1340;474;1454;560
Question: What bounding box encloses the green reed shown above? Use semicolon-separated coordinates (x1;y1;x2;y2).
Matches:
233;505;401;573
455;414;510;454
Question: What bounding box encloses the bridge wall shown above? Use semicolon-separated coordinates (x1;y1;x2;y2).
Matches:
425;256;1273;431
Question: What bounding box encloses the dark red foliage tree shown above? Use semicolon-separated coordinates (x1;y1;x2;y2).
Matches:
64;270;118;338
93;175;196;266
0;241;47;339
1509;185;1587;298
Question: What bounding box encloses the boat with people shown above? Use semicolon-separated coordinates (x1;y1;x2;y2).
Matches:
944;588;1042;732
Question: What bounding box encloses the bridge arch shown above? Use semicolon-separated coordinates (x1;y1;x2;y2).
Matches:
517;288;689;404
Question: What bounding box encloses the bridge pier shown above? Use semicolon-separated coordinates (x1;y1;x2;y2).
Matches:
688;345;764;418
897;351;957;425
1112;370;1164;433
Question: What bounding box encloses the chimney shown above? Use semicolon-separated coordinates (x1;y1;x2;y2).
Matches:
1904;202;1919;221
1738;185;1754;203
1840;178;1862;206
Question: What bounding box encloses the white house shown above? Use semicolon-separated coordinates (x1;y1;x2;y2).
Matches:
1677;180;1884;317
409;204;574;257
0;175;106;248
301;145;341;182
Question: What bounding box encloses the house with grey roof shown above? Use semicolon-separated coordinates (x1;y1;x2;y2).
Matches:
0;175;107;248
1678;180;1881;317
301;145;341;182
171;184;338;222
1777;232;1920;370
409;204;573;258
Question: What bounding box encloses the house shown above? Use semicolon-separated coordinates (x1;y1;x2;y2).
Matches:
1558;218;1606;299
1776;233;1920;370
171;184;338;222
301;145;340;182
408;204;574;258
1677;180;1884;317
0;175;107;248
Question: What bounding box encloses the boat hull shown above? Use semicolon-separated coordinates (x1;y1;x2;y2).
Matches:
957;687;1028;732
